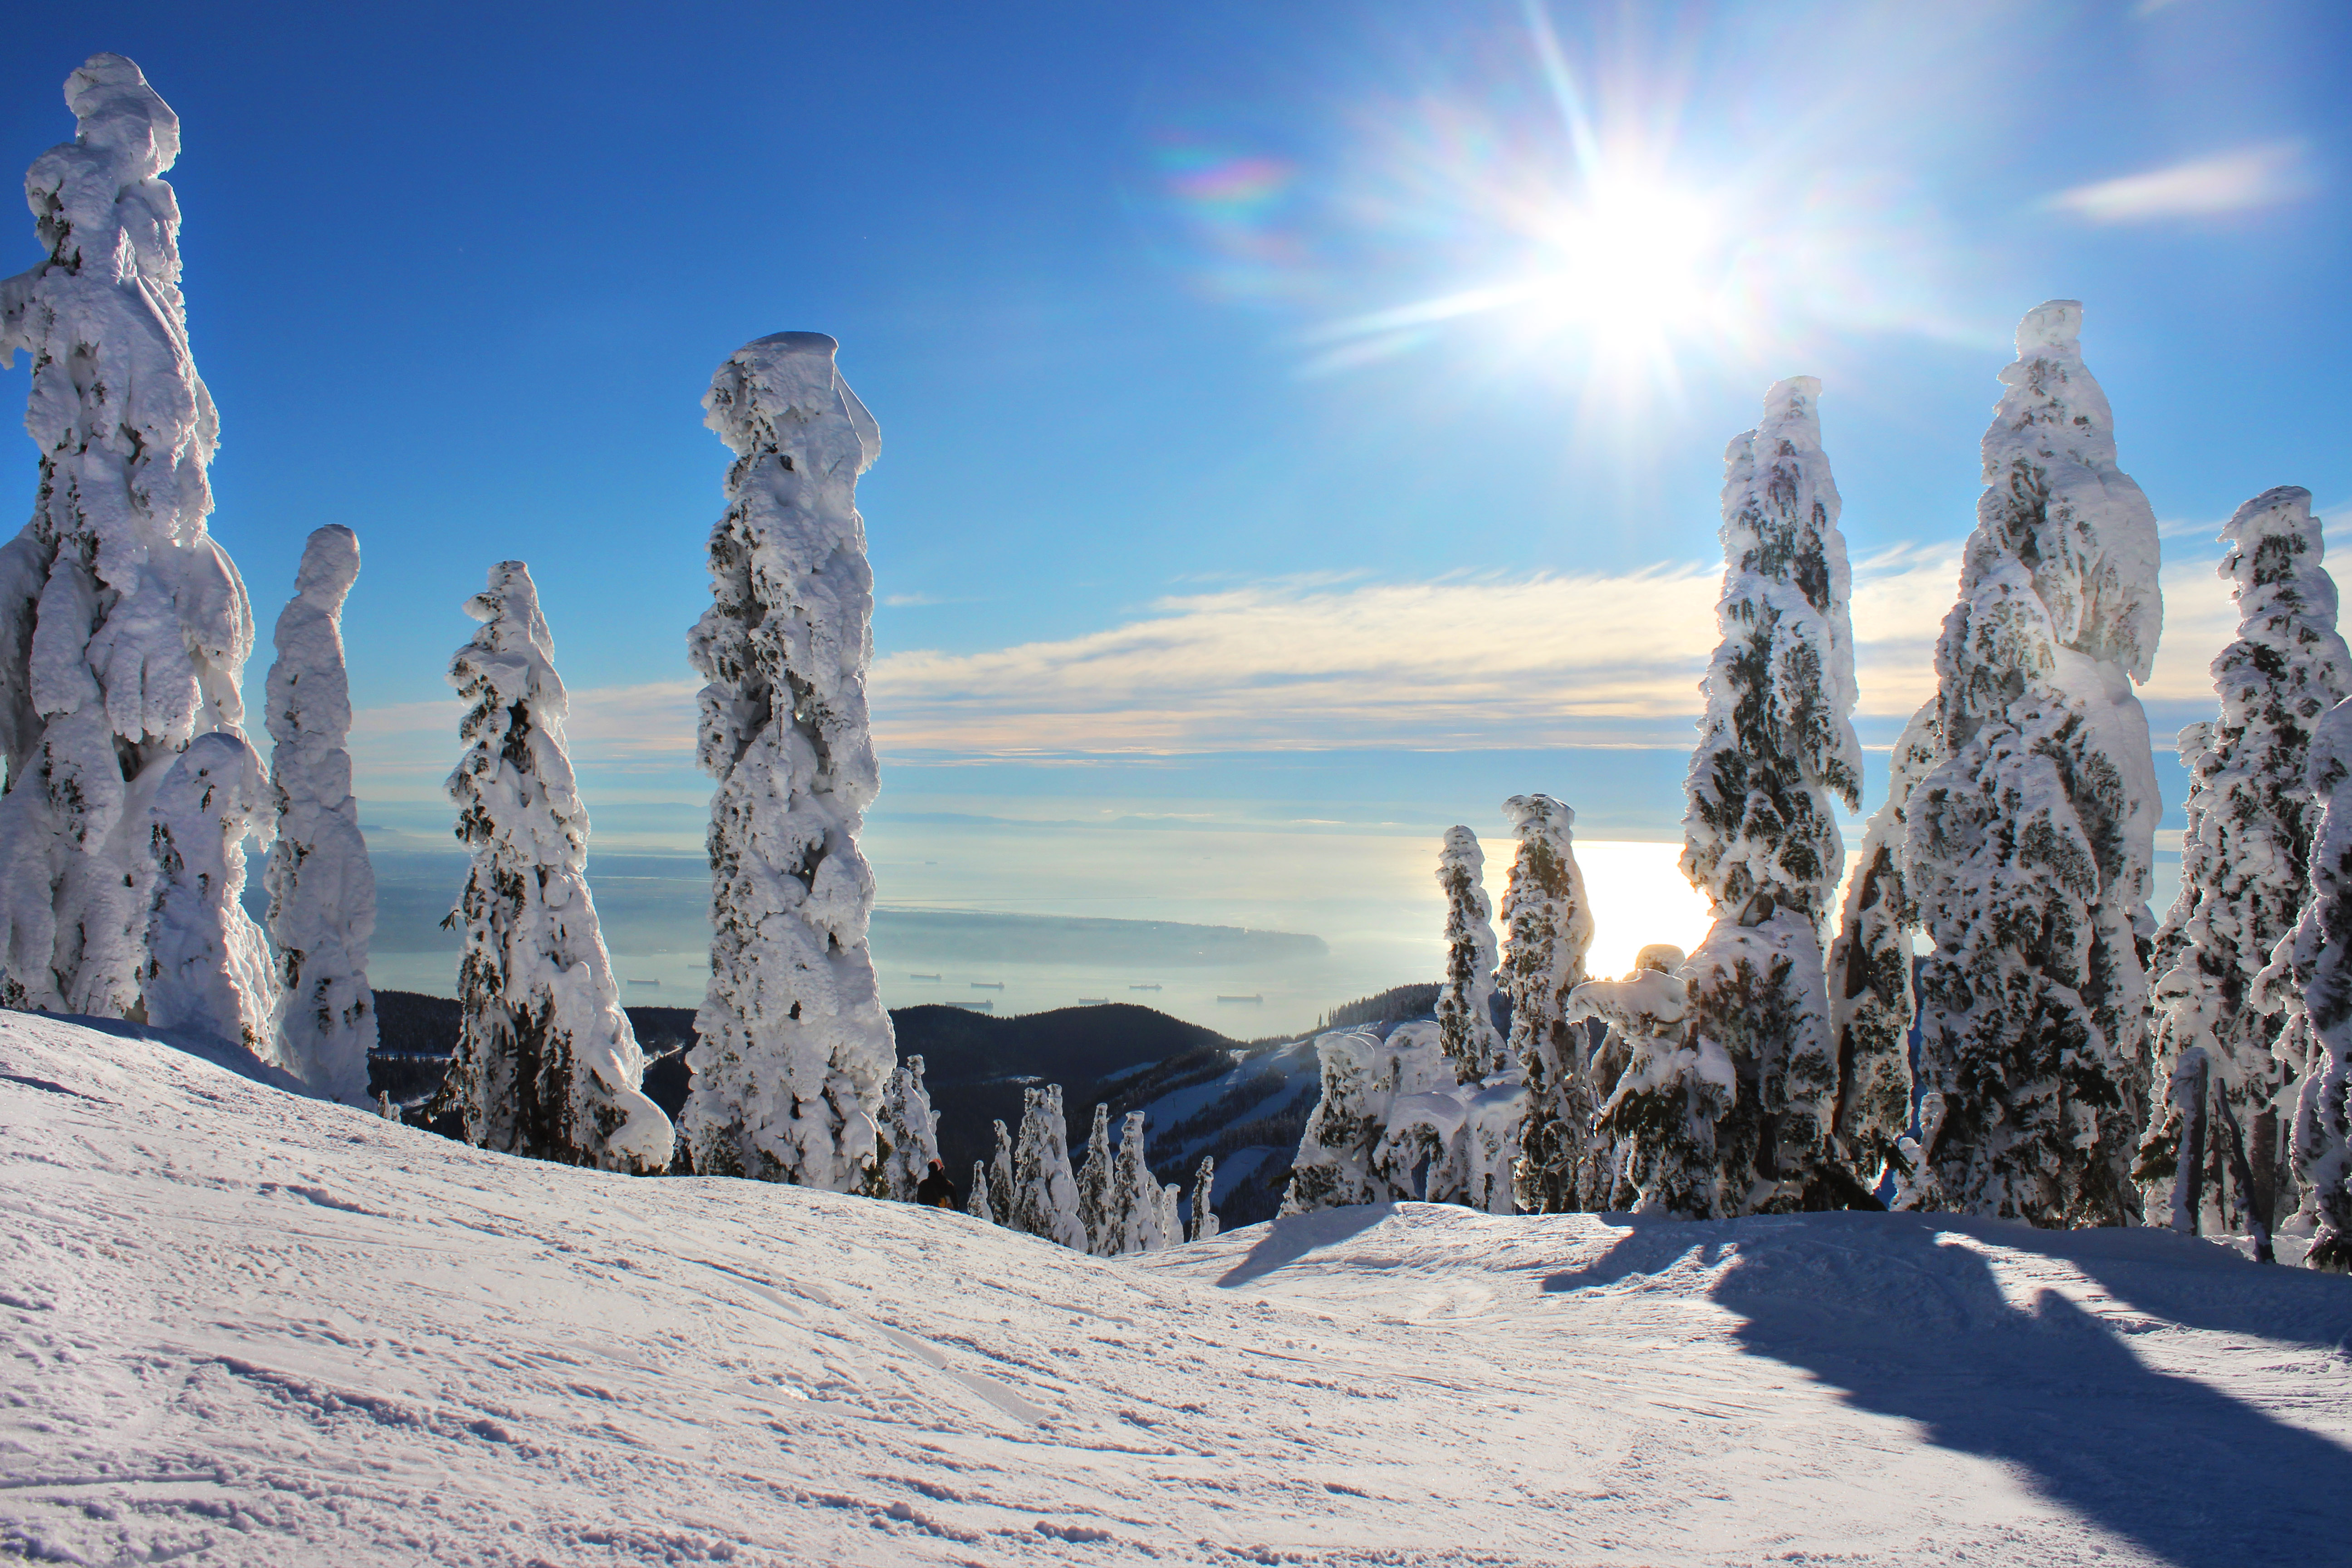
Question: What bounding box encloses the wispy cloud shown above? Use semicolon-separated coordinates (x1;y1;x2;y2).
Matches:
2044;142;2314;224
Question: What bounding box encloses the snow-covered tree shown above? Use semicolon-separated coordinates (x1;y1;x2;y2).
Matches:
261;526;375;1102
1572;946;1724;1217
1158;1181;1184;1247
1681;377;1866;1215
0;55;258;1022
1904;302;2163;1229
1009;1085;1088;1250
1280;1024;1455;1213
2257;696;2352;1271
875;1054;940;1202
1189;1155;1219;1241
966;1160;995;1224
977;1117;1016;1222
2138;487;2348;1236
1104;1111;1175;1254
1077;1101;1114;1254
431;562;674;1175
678;332;893;1190
143;732;275;1049
1826;702;1940;1191
1435;828;1505;1079
1500;793;1599;1212
1417;1080;1527;1214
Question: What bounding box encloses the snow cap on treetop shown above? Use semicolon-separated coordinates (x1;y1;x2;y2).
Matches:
706;331;881;475
294;525;361;608
26;55;179;273
2014;299;2080;353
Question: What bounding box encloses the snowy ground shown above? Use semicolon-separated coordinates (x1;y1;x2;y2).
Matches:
4;1012;2347;1567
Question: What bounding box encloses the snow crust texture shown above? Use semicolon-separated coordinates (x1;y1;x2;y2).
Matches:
261;525;375;1103
680;331;893;1191
5;1010;2346;1567
2141;488;2349;1235
0;55;258;1024
436;562;673;1175
1905;302;2162;1228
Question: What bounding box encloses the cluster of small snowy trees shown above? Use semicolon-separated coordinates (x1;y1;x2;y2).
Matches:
964;1092;1218;1254
1279;308;2352;1269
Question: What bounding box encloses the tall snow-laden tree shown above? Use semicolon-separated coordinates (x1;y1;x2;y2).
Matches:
1077;1101;1114;1254
1435;827;1505;1078
432;563;675;1176
1905;301;2163;1229
1681;376;1866;1215
261;526;375;1102
1571;946;1723;1217
1827;702;1940;1192
2137;488;2348;1236
678;332;893;1190
0;55;258;1021
1105;1111;1175;1254
1190;1155;1219;1242
1281;1024;1455;1213
875;1054;940;1202
1500;793;1599;1213
1009;1085;1088;1250
980;1117;1016;1221
966;1160;995;1224
2261;697;2352;1271
144;732;275;1049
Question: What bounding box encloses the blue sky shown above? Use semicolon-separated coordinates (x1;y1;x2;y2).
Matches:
2;1;2347;1022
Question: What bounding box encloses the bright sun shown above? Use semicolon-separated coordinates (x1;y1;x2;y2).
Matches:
1527;176;1723;354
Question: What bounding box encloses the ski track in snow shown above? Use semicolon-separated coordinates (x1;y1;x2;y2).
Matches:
1;1012;2347;1567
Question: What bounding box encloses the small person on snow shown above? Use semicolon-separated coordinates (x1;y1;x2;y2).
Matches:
915;1159;960;1210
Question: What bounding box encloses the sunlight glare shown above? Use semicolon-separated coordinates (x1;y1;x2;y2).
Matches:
1566;840;1713;980
1528;176;1723;357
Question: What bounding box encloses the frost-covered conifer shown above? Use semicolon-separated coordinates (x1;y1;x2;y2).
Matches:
432;563;673;1175
1280;1024;1455;1213
1681;377;1865;1214
981;1117;1016;1221
261;526;375;1102
1077;1101;1114;1254
966;1160;995;1224
1158;1182;1184;1245
2138;488;2348;1235
679;332;892;1190
1104;1112;1175;1254
1435;828;1505;1079
1009;1085;1088;1249
0;56;258;1021
1500;794;1599;1212
876;1054;940;1202
1190;1155;1219;1241
1827;703;1940;1189
1905;302;2163;1228
1572;946;1724;1216
144;732;275;1049
2257;698;2352;1271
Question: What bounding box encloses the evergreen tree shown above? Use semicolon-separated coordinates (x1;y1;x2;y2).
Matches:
2257;697;2352;1271
1500;793;1599;1212
2137;487;2348;1236
1571;946;1724;1217
1904;302;2163;1228
1827;702;1940;1192
1435;828;1505;1078
965;1160;994;1224
1190;1155;1219;1241
143;732;276;1050
1105;1111;1175;1254
679;332;893;1190
875;1054;940;1202
984;1117;1016;1221
0;56;258;1021
431;563;674;1175
262;526;376;1103
1077;1102;1114;1254
1010;1085;1088;1250
1283;1024;1456;1212
1681;377;1866;1214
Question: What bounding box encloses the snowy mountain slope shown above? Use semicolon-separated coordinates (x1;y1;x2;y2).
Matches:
4;1011;2347;1567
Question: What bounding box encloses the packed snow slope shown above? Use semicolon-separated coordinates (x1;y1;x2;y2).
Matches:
4;1012;2347;1568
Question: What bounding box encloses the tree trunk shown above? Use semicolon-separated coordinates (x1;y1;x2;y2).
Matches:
2215;1090;2275;1264
2170;1050;2208;1235
2249;1109;2278;1236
